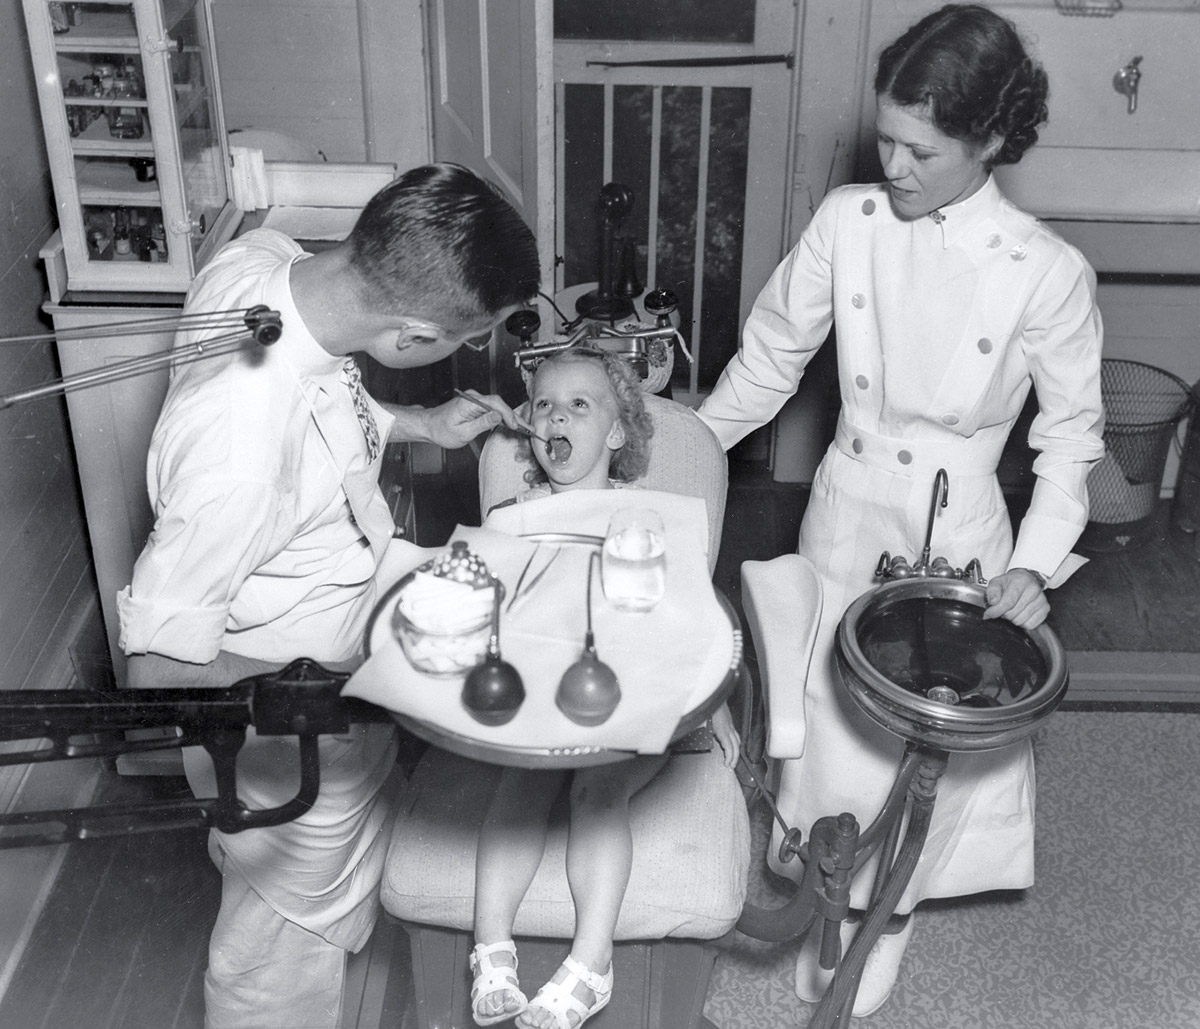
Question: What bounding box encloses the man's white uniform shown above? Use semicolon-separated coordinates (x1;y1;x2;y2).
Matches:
120;229;408;1026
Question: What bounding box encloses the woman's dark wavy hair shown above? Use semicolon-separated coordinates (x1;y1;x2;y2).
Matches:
347;162;540;322
874;3;1049;168
522;349;654;486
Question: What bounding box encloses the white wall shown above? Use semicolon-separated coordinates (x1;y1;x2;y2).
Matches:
212;0;431;167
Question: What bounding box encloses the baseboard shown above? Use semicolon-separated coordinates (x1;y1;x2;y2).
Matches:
0;597;105;1003
1060;650;1200;710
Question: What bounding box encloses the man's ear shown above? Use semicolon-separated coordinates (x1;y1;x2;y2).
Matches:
606;421;626;450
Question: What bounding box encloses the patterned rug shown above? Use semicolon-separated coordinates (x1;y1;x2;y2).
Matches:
704;710;1200;1029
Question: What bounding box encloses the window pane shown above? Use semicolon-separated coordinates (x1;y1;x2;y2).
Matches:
554;0;753;44
562;84;605;286
656;86;702;391
698;87;749;388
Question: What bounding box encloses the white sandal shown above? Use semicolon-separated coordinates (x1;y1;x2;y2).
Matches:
523;955;613;1029
469;940;528;1027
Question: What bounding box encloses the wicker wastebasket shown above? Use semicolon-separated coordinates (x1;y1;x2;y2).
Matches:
1080;358;1194;552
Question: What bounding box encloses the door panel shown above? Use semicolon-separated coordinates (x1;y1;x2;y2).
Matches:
427;0;554;401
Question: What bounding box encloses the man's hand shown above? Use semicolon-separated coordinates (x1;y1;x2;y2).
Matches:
983;568;1049;630
386;391;531;450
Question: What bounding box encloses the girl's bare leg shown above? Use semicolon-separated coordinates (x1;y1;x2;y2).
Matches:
473;768;566;1021
518;754;670;1028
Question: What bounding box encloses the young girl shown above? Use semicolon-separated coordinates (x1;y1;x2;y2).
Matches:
469;349;741;1028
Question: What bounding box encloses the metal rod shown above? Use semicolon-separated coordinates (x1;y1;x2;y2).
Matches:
0;306;282;410
810;750;948;1028
0;307;273;347
0;330;255;410
587;53;793;69
452;388;550;443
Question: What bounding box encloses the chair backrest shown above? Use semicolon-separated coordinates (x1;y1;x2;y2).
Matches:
478;393;728;573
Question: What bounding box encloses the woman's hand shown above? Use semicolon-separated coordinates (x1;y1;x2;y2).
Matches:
710;703;742;769
983;568;1049;630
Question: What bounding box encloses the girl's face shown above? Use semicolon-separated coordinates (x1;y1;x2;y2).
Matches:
527;359;625;492
875;97;997;221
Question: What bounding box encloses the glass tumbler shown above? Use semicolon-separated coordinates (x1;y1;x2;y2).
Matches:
601;507;666;613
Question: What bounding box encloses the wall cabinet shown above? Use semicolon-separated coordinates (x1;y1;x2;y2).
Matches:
22;0;241;293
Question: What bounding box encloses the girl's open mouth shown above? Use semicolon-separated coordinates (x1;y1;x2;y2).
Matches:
546;435;572;464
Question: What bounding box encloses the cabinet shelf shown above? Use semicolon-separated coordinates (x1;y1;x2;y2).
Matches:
63;96;149;108
25;0;240;292
68;114;155;153
50;8;138;49
77;159;161;206
54;36;140;54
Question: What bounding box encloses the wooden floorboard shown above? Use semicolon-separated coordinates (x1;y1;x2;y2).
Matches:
1049;505;1200;652
0;774;216;1029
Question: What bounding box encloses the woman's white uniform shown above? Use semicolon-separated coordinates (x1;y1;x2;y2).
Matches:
699;177;1104;911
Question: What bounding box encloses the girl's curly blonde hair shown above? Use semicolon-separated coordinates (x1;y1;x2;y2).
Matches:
522;349;654;485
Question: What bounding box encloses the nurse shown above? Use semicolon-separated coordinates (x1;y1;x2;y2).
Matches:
697;2;1104;1016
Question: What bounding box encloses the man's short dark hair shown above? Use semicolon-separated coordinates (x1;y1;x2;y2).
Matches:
347;162;540;321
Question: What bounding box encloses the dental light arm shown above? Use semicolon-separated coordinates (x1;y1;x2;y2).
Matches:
0;305;282;410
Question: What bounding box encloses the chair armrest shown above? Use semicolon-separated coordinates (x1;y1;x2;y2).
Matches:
740;555;822;761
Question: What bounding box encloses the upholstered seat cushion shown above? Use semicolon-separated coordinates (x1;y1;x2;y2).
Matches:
381;746;751;940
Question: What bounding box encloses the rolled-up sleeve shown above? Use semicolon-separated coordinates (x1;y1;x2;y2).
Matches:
119;476;287;663
1008;248;1105;584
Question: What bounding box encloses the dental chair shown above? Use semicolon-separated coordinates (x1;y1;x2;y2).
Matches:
379;393;752;1029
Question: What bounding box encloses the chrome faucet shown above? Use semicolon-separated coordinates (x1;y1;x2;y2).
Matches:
874;468;987;583
1113;56;1143;114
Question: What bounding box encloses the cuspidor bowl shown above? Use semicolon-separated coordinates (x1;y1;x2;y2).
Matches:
835;576;1068;752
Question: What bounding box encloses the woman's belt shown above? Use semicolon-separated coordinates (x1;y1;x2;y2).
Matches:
834;416;1004;479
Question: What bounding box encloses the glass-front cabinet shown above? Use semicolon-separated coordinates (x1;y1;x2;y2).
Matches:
22;0;241;292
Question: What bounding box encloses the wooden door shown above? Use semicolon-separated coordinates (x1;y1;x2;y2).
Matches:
425;0;556;401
